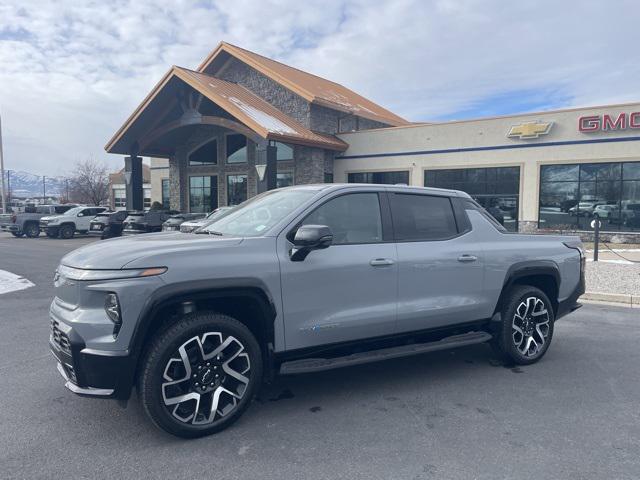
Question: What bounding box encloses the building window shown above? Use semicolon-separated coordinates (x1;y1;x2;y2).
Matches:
276;172;293;188
113;188;126;208
189;176;218;213
227;174;247;205
348;171;409;185
275;142;293;161
143;188;151;209
161;179;170;209
425;167;520;232
226;134;247;164
539;161;640;231
189;140;217;165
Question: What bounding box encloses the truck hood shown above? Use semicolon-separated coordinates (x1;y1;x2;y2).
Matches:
41;215;64;222
61;232;243;269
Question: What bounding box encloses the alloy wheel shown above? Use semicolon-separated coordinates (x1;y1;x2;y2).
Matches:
161;332;251;425
511;296;550;358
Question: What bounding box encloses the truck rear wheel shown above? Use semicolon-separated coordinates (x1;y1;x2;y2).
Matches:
492;285;554;365
139;311;263;438
24;223;40;238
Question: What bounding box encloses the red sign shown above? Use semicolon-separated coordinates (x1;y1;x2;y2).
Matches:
579;112;640;132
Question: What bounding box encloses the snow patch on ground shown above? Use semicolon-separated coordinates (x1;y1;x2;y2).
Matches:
0;270;35;294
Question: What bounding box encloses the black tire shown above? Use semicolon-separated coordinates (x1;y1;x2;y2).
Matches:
139;311;263;438
492;285;555;365
11;232;24;238
59;224;74;239
24;223;40;238
101;226;111;239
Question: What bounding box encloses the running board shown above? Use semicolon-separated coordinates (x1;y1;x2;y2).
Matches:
279;331;492;375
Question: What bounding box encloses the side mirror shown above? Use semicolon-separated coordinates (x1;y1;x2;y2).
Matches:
290;225;333;261
77;213;84;217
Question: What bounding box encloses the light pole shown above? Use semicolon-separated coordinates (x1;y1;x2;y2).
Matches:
0;112;7;213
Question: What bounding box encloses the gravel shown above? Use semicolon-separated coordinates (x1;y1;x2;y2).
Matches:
585;261;640;295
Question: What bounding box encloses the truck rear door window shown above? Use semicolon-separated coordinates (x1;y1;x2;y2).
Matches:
390;193;458;241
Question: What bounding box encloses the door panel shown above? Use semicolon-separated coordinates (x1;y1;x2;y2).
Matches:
395;234;487;333
279;242;398;350
278;191;398;350
388;192;488;333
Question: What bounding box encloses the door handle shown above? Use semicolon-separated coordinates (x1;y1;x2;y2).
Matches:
370;258;395;267
457;254;478;262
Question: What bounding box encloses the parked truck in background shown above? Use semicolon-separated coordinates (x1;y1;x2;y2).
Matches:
40;206;108;239
0;204;77;237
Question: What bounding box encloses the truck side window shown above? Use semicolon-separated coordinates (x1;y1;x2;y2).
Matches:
390;193;458;241
301;193;383;245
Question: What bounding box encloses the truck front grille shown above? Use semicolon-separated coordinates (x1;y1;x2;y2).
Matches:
50;318;71;355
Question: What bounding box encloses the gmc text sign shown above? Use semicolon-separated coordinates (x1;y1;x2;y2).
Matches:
579;112;640;132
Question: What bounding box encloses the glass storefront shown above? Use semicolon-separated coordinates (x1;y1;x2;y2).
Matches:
347;171;409;184
189;176;218;213
227;174;247;205
539;161;640;231
424;166;520;232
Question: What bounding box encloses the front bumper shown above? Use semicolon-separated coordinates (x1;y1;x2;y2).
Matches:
49;314;135;400
1;224;20;232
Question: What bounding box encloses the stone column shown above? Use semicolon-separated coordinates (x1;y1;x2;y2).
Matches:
294;146;325;184
169;152;187;212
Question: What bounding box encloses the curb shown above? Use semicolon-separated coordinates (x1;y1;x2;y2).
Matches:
582;291;639;307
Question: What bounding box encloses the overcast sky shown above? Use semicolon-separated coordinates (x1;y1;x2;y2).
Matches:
1;0;639;176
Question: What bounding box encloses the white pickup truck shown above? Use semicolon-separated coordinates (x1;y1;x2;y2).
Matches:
40;206;108;239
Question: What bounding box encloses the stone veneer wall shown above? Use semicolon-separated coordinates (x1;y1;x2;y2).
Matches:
218;59;311;128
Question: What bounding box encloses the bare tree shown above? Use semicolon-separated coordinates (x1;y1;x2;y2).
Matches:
69;158;110;206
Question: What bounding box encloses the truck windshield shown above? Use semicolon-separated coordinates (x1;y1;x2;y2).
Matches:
200;189;316;237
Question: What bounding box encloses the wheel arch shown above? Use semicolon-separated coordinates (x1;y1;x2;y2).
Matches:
128;283;278;392
494;261;560;317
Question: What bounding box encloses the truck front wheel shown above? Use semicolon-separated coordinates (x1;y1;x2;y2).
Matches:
139;311;263;438
492;285;555;365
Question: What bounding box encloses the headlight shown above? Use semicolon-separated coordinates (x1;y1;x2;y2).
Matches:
104;293;122;336
57;265;167;281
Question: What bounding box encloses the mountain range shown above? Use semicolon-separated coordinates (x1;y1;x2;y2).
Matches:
2;170;68;198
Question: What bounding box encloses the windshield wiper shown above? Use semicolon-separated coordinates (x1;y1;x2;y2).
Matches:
195;230;224;236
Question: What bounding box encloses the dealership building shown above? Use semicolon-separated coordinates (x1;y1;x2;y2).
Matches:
107;42;640;236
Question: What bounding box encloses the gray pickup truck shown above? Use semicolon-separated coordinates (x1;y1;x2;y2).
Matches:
49;184;584;437
0;204;77;237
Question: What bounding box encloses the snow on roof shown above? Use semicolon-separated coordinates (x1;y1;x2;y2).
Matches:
226;96;299;136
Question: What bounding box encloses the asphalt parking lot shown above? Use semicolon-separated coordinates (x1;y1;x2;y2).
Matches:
0;232;639;480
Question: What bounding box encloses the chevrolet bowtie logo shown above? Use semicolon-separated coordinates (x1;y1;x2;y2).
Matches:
507;121;553;139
